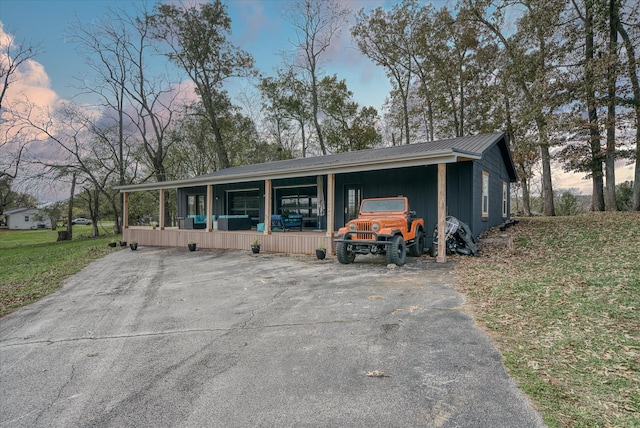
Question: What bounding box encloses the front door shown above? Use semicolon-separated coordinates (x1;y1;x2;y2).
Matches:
344;185;362;224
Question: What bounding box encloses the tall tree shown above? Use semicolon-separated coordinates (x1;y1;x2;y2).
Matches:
352;1;415;145
70;6;135;233
284;0;349;156
464;0;567;216
560;0;605;211
604;0;620;210
150;1;254;170
615;10;640;210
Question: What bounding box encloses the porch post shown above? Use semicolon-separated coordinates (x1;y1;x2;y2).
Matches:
326;173;335;237
437;163;446;263
264;179;272;234
123;192;129;229
159;188;165;230
206;184;213;231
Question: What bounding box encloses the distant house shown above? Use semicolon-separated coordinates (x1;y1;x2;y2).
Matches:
117;132;517;260
3;207;52;230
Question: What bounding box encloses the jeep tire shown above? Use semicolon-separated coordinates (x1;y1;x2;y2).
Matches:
337;240;355;264
408;228;424;257
386;235;406;266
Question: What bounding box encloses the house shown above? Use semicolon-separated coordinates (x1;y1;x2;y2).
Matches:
3;207;52;230
118;132;517;262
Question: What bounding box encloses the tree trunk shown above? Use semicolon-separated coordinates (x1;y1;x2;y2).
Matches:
584;0;605;211
116;88;124;235
299;119;307;158
536;116;555;216
616;17;640;211
311;73;327;155
520;172;532;217
90;187;100;237
212;122;230;170
604;0;618;210
66;174;76;241
402;90;410;145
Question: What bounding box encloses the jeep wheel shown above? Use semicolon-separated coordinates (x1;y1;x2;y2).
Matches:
386;235;406;266
337;240;355;264
408;228;424;257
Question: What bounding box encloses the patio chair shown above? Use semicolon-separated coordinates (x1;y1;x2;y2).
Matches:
284;214;303;231
271;214;285;232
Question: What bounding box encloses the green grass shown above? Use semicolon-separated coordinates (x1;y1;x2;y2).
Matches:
455;212;640;427
0;226;122;317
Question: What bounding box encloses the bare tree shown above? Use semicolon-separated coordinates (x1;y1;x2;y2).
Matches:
0;33;39;111
69;8;132;233
20;101;130;237
69;5;177;229
285;0;349;154
0;33;40;180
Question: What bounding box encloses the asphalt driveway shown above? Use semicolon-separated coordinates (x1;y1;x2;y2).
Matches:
0;247;544;427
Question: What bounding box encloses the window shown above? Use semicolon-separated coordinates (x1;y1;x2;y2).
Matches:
502;181;508;218
227;189;260;218
187;195;206;216
24;216;30;222
346;187;362;221
482;171;489;218
275;185;318;228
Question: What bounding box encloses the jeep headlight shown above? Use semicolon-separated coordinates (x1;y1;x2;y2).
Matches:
349;223;356;232
372;222;380;232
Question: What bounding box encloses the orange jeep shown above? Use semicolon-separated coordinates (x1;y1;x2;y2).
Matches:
334;196;425;266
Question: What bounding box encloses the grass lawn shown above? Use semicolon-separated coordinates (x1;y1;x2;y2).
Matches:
0;226;122;317
454;212;640;428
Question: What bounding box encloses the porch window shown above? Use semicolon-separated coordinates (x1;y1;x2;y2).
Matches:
187;195;206;215
274;185;317;228
227;189;260;219
502;181;508;218
482;171;489;218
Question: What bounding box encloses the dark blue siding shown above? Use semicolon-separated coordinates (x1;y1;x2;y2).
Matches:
471;144;512;235
333;164;476;246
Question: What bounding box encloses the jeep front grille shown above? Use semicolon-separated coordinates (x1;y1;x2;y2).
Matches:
354;221;374;240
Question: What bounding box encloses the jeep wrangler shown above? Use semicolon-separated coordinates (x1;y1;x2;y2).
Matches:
334;196;425;266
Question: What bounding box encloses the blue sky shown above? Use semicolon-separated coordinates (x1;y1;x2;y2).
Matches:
0;0;398;111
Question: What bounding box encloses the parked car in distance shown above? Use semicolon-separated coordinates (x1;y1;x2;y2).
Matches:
71;217;92;225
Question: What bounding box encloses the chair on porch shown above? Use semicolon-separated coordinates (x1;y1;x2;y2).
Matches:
271;214;285;232
284;214;303;231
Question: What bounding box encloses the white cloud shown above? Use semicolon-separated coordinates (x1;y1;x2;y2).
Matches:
0;24;57;111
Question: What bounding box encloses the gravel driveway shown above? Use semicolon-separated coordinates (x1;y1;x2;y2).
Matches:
0;247;544;427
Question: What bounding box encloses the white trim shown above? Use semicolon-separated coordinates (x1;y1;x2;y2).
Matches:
482;171;489;218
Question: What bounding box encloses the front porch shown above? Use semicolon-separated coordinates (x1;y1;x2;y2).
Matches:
124;227;334;255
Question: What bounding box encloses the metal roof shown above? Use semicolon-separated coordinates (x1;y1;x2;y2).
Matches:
117;132;515;192
3;207;34;215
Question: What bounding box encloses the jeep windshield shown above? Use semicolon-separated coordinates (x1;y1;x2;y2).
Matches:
360;199;406;213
